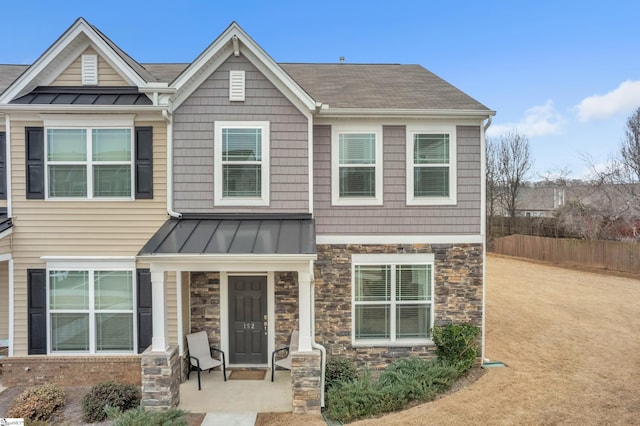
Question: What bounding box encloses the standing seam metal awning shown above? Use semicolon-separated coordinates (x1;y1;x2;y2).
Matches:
138;214;316;256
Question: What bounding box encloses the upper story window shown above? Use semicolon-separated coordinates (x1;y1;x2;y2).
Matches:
406;125;457;205
352;253;434;346
331;125;383;206
214;121;270;206
46;128;133;199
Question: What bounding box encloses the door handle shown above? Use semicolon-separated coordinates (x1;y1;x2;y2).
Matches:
263;314;268;336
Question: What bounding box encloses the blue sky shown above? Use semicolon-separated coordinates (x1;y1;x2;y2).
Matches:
2;0;640;180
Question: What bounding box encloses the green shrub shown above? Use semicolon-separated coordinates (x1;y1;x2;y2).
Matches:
7;384;66;422
378;357;459;401
81;381;141;423
326;371;383;423
432;322;481;373
105;406;187;426
325;357;358;391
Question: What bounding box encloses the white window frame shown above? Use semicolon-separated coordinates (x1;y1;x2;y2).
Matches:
44;258;137;355
44;125;135;201
214;121;270;206
331;124;383;206
406;124;457;206
351;253;435;347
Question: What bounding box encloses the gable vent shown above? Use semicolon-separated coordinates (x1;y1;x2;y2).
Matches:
229;70;245;101
82;54;98;85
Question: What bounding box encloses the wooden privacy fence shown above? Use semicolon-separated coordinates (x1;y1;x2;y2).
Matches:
493;235;640;274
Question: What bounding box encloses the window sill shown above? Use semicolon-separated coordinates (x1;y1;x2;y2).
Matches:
406;197;457;206
331;197;383;207
352;339;434;348
215;197;270;207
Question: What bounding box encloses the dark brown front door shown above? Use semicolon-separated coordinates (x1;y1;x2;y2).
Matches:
228;276;268;364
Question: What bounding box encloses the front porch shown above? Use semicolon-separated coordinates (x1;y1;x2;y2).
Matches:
179;370;292;413
137;215;323;414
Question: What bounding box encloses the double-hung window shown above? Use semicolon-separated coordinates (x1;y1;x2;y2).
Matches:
406;125;456;205
48;266;135;354
214;121;270;206
332;125;383;206
46;128;133;199
352;254;434;345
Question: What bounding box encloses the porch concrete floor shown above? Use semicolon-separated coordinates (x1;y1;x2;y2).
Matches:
179;369;292;413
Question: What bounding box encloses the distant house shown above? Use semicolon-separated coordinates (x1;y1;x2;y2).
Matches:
0;18;494;412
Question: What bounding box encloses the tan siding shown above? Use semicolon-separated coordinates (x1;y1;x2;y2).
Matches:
51;47;129;86
0;236;12;255
0;261;8;339
10;120;168;355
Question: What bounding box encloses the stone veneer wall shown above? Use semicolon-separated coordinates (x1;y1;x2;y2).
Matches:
141;346;180;410
189;272;299;363
314;243;483;370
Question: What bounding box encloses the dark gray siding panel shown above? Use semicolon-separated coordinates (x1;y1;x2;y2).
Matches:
173;54;309;213
313;125;482;235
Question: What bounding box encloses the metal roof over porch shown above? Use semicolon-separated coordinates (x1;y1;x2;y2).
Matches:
138;214;316;256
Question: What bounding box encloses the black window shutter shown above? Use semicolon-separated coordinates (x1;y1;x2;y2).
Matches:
25;127;45;200
0;132;6;200
137;268;153;353
134;127;153;199
28;269;47;355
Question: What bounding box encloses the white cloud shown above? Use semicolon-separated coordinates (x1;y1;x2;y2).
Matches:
575;80;640;122
487;100;565;138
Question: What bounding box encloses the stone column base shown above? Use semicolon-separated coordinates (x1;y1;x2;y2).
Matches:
141;345;180;411
291;349;322;414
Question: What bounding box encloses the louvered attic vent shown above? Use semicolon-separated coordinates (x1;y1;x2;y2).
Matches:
82;54;98;85
229;70;245;101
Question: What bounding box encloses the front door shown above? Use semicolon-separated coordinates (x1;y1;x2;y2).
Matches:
228;276;268;364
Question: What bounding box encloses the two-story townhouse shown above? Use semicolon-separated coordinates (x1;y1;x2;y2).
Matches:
0;18;494;413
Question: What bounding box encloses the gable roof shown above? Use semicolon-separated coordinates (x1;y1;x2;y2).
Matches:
0;17;163;104
281;63;490;111
0;20;493;117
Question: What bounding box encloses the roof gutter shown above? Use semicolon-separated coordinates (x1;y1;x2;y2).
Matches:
163;106;182;219
317;107;496;119
0;104;168;113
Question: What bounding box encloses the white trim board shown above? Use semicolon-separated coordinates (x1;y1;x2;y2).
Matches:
316;235;484;245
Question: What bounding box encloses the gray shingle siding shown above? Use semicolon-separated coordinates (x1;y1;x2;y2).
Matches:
313;124;481;235
172;54;309;213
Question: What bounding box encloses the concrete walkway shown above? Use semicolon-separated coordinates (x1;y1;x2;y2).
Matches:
179;369;292;425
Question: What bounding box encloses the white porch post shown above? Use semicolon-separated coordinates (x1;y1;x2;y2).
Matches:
150;269;169;352
297;270;313;352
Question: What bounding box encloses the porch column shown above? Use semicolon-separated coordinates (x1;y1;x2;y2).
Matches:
150;270;168;352
297;270;313;352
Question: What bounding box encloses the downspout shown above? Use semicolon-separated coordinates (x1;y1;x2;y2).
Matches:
481;116;491;363
309;260;326;408
162;107;182;219
4;113;12;217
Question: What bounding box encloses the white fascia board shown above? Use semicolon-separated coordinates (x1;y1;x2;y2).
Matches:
0;19;148;104
316;108;496;119
316;234;484;245
138;253;317;273
0;227;13;241
0;104;166;114
170;23;316;112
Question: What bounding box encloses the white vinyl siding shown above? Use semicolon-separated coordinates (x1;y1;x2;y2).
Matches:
331;125;383;206
214;121;270;206
46;127;133;200
406;125;457;205
352;253;434;346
